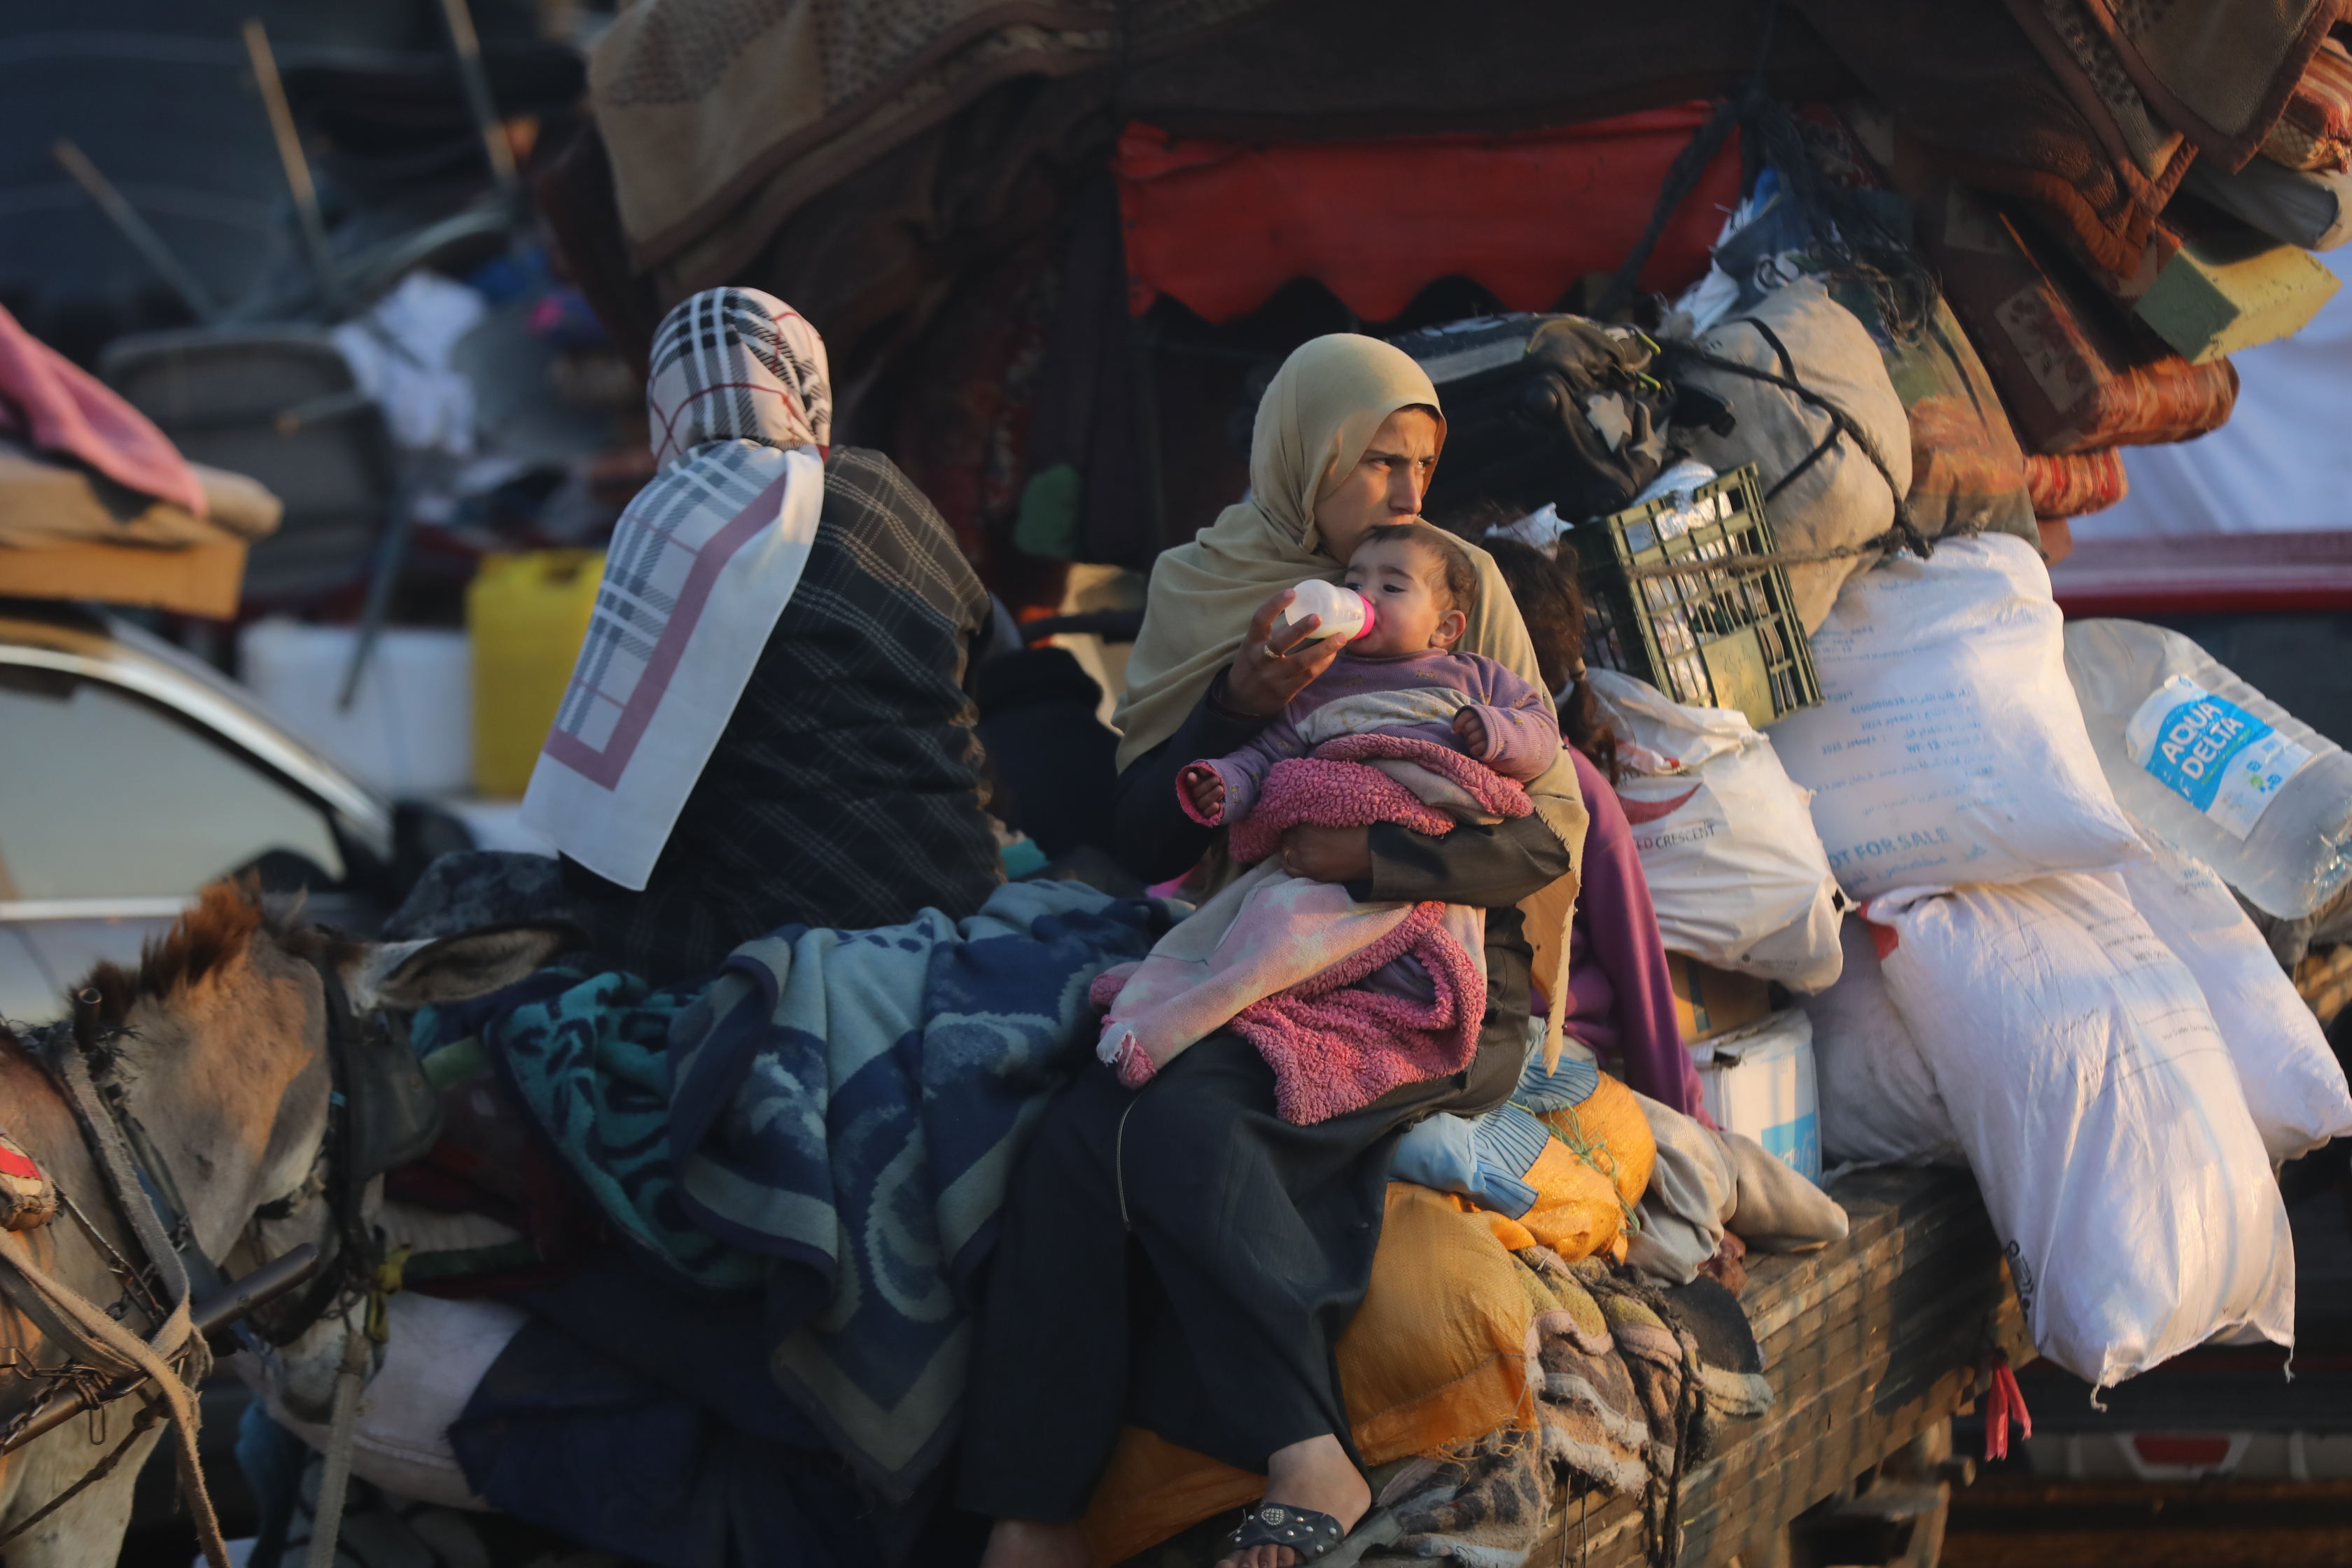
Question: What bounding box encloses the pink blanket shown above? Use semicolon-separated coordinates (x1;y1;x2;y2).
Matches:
1226;731;1534;865
0;304;205;515
1096;734;1532;1124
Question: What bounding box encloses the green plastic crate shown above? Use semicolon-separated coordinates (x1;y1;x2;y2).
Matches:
1569;463;1822;729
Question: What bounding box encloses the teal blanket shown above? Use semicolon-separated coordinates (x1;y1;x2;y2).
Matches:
423;878;1160;1502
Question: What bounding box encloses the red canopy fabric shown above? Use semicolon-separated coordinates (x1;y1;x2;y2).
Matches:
1116;108;1742;323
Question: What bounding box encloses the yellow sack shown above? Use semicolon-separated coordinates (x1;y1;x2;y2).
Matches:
1082;1184;1536;1566
1518;1074;1656;1261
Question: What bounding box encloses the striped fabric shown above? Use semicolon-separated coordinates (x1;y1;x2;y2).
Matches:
2264;41;2352;174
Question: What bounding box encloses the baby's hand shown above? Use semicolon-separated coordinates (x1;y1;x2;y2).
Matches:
1180;764;1227;820
1452;708;1494;760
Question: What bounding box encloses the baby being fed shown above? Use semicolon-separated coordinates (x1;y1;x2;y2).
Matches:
1180;524;1562;830
1102;524;1560;1121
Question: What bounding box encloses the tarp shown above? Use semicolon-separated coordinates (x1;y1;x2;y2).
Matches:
1115;108;1740;323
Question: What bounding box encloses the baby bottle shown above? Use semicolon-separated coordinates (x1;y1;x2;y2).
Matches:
1281;578;1375;642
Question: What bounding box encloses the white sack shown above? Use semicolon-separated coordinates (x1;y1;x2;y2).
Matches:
1772;534;2144;899
2112;836;2352;1163
1804;916;1963;1168
1871;874;2292;1388
1673;276;1913;631
2064;617;2352;920
1588;668;1844;990
240;1291;526;1510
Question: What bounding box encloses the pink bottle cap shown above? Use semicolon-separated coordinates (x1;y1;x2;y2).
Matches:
1347;594;1376;641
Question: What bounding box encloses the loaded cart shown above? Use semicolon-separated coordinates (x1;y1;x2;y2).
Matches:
354;4;2352;1565
1516;1171;2028;1568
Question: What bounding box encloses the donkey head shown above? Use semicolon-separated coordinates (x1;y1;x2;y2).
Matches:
73;879;577;1419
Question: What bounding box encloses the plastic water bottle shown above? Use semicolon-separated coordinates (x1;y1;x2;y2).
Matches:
1281;578;1375;642
2064;617;2352;919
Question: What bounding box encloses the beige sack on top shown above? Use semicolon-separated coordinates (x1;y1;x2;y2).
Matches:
1672;278;1913;633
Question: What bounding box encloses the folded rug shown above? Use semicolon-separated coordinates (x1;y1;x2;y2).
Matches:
2068;0;2337;171
2026;448;2129;519
1793;0;2185;280
1913;177;2239;454
2266;38;2352;172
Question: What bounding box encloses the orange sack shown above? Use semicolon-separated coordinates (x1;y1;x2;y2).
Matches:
1081;1076;1656;1564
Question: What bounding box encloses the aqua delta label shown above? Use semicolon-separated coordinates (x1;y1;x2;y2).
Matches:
2125;675;2314;839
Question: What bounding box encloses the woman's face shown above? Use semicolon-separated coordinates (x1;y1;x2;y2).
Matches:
1312;407;1440;561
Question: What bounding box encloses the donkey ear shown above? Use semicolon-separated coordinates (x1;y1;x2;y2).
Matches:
350;922;584;1012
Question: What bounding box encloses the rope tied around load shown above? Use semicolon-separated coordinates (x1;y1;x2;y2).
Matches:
1656;342;1935;563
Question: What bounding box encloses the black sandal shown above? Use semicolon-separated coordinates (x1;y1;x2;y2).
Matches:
1226;1502;1401;1567
1231;1503;1344;1564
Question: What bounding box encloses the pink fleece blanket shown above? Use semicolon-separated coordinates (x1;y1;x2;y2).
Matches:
1096;733;1532;1124
0;304;205;515
1226;731;1534;865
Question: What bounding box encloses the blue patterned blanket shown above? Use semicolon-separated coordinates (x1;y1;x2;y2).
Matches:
418;879;1160;1502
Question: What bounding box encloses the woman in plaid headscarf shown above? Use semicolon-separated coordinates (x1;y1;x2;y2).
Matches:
524;287;1001;980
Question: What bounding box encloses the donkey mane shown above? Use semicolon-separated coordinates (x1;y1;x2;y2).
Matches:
78;878;364;1026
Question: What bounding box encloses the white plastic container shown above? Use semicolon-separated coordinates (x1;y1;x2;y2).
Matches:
238;620;472;797
1687;1009;1822;1181
2064;617;2352;918
1280;578;1374;642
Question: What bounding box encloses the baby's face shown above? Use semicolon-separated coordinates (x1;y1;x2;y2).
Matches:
1343;536;1463;656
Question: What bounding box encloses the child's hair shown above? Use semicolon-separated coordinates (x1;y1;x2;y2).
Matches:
1380;502;1624;783
1471;533;1624;786
1357;522;1480;619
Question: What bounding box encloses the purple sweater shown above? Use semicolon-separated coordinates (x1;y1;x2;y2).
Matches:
1192;649;1560;827
1556;748;1705;1117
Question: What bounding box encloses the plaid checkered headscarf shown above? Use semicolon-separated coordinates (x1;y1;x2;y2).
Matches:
648;287;832;471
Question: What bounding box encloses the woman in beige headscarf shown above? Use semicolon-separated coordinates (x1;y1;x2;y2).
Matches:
960;335;1602;1568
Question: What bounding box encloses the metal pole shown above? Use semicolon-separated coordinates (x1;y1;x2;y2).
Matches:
242;18;339;309
339;475;414;710
51;141;220;323
436;0;520;206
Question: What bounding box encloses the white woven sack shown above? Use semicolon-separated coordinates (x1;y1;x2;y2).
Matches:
1772;533;2143;900
2111;837;2352;1163
1802;917;1961;1168
1871;874;2292;1390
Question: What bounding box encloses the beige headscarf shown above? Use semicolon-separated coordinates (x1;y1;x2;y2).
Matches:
1112;332;1590;1066
1114;334;1536;767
